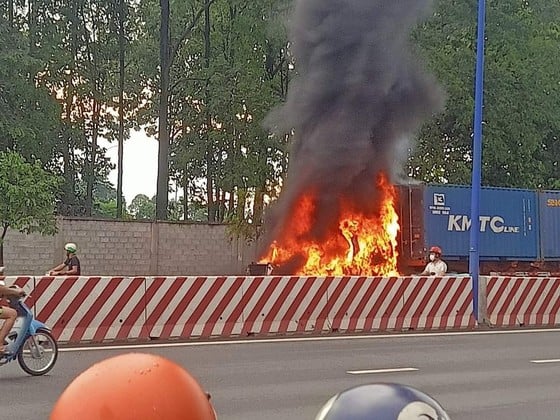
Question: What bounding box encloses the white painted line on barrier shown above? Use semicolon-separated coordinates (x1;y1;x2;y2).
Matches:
58;328;560;353
531;359;560;364
347;367;418;375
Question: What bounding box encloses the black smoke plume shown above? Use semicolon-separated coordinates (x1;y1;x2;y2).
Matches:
259;0;445;270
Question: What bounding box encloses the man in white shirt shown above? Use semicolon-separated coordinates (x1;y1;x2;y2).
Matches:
420;246;448;276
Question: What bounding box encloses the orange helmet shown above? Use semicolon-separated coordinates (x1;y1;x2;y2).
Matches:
50;353;217;420
429;246;442;255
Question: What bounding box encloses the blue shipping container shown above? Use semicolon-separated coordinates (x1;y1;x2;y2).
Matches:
538;191;560;260
423;185;538;260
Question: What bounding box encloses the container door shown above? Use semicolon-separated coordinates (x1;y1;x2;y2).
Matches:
538;191;560;260
424;185;538;260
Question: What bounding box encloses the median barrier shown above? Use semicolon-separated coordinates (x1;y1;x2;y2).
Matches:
324;276;475;333
1;275;556;344
483;276;560;327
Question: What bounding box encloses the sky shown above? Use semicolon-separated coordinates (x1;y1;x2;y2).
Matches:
99;129;160;204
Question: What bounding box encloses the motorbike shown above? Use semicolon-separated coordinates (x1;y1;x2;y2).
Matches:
0;271;58;376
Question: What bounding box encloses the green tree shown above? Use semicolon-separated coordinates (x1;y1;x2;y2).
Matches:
161;0;215;220
0;16;61;164
168;198;184;221
92;180;128;219
21;0;144;216
0;152;61;265
133;0;290;224
411;0;560;189
128;194;156;220
167;0;292;228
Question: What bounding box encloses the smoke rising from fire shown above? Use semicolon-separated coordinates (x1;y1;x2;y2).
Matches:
260;0;445;273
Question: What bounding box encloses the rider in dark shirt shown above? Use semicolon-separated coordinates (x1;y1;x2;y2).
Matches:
48;242;81;276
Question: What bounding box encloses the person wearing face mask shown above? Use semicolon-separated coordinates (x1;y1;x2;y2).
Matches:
420;246;447;276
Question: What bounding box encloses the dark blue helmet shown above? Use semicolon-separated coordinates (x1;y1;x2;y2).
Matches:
315;383;450;420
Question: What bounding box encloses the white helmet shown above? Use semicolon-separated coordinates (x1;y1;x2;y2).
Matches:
64;243;77;253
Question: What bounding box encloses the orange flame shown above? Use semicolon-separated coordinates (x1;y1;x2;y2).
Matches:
261;173;400;276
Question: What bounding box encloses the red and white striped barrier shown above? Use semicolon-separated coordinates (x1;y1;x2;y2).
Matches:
485;276;560;327
140;276;475;339
33;276;148;343
142;276;247;339
141;276;334;339
0;276;33;289
3;274;560;342
0;275;477;344
326;276;475;332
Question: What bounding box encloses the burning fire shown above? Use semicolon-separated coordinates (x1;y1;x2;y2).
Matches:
261;173;400;276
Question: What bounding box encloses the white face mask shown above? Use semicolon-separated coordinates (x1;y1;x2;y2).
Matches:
429;254;436;261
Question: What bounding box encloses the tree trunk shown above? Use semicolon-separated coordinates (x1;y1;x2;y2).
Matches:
156;0;170;220
116;0;126;218
206;152;214;221
61;137;75;212
155;0;214;221
217;188;225;222
62;89;77;213
57;0;81;215
85;98;100;216
253;185;265;227
229;188;235;218
0;224;7;267
280;49;289;98
28;0;36;54
183;167;189;221
203;0;216;222
8;0;13;27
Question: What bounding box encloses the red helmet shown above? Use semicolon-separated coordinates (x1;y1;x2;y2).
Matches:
429;246;442;255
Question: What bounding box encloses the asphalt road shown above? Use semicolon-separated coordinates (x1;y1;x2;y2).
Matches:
1;329;560;419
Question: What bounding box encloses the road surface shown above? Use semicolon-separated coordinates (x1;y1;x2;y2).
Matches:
1;329;559;419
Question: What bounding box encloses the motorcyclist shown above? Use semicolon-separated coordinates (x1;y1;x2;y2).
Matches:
315;383;451;419
0;268;26;354
48;243;81;276
420;246;448;276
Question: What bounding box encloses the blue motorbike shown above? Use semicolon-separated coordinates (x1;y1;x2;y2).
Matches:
0;287;58;376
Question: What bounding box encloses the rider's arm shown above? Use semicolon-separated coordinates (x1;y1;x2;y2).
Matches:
59;264;79;276
437;261;448;276
420;262;434;276
66;265;79;275
0;285;25;297
49;262;66;275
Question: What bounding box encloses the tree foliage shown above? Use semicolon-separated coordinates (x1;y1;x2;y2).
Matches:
0;16;61;163
128;194;156;220
0;151;61;265
132;0;292;224
2;0;560;242
411;0;560;189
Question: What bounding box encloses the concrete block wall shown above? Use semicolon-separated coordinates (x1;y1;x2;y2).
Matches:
3;230;55;274
60;219;154;276
156;223;246;275
3;218;258;276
